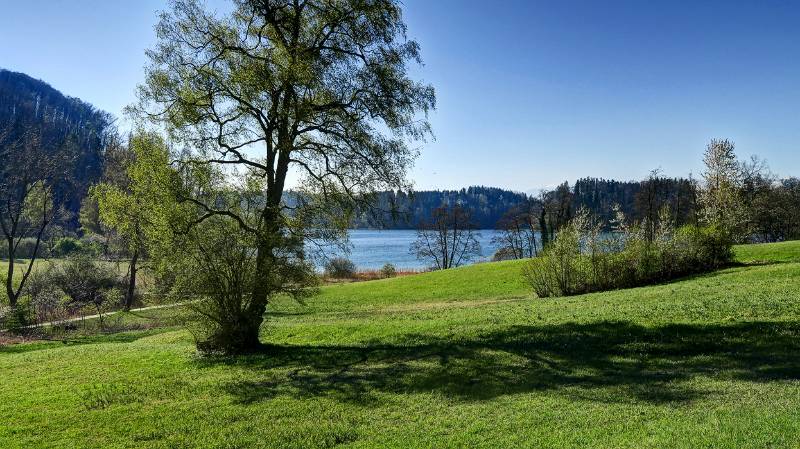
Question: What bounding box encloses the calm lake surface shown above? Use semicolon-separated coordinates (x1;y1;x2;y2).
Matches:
321;229;505;270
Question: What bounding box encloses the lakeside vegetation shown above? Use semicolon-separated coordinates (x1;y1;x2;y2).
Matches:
2;241;799;447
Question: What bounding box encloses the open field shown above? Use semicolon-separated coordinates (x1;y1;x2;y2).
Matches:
1;241;800;448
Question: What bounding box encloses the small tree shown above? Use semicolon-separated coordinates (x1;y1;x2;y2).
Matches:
492;202;540;259
411;205;480;270
92;133;162;310
0;128;61;309
698;139;746;240
380;263;397;278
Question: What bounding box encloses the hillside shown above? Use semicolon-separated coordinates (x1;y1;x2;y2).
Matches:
0;69;112;228
1;241;800;448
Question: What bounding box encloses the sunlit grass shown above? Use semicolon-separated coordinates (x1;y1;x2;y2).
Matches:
1;241;800;448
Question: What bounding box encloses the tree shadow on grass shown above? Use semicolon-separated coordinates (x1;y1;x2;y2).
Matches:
0;329;169;355
200;321;800;406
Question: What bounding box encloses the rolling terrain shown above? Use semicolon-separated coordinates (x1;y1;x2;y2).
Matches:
1;242;799;448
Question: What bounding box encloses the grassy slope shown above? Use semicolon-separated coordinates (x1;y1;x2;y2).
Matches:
1;242;800;448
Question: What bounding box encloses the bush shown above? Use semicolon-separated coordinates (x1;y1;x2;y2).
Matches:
51;237;82;258
492;247;518;262
523;209;734;298
22;267;68;325
50;237;103;258
51;256;122;325
0;297;35;332
324;257;357;279
380;263;397;278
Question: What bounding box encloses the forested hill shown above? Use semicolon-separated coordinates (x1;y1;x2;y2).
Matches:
351;186;530;229
350;177;701;230
0;69;112;227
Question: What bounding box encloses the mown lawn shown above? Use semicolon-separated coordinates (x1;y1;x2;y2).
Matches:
1;241;800;448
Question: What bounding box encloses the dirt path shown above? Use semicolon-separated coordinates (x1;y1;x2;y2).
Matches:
20;302;187;330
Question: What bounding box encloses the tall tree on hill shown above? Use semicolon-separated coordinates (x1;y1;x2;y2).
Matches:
636;169;666;242
0;70;113;229
133;0;434;352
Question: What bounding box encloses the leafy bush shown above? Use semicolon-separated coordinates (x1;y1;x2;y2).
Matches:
380;263;397;278
50;237;103;258
324;257;357;279
51;256;122;325
523;208;734;298
51;237;82;258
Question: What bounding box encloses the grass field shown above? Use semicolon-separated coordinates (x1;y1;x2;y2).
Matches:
1;242;800;448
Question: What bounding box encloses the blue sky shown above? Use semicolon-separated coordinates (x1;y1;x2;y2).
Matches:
2;0;799;191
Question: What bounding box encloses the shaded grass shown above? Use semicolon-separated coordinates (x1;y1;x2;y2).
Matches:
1;241;800;447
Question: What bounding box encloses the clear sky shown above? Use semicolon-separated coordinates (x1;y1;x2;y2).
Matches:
2;0;799;192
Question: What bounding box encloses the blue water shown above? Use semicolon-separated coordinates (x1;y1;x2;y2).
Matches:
319;229;505;270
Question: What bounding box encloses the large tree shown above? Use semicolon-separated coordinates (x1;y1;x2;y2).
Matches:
135;0;434;352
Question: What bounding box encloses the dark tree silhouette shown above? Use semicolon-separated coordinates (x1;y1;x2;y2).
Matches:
411;205;480;270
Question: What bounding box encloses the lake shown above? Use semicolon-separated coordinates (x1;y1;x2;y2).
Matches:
319;229;505;270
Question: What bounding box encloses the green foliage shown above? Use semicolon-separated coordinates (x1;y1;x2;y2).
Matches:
48;236;105;258
51;237;82;257
91;132;173;257
324;257;357;279
132;0;435;353
523;209;735;298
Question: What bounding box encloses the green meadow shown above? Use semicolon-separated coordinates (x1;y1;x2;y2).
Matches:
1;241;800;448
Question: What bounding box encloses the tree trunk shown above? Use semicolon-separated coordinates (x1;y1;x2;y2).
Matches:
5;237;17;308
539;208;549;249
237;206;284;352
124;250;138;311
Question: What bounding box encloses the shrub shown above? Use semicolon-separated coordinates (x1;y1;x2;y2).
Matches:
51;256;122;326
22;267;68;325
324;257;357;279
523;209;734;298
51;237;104;258
0;297;35;332
522;215;585;297
380;263;397;278
51;237;83;258
492;247;518;262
